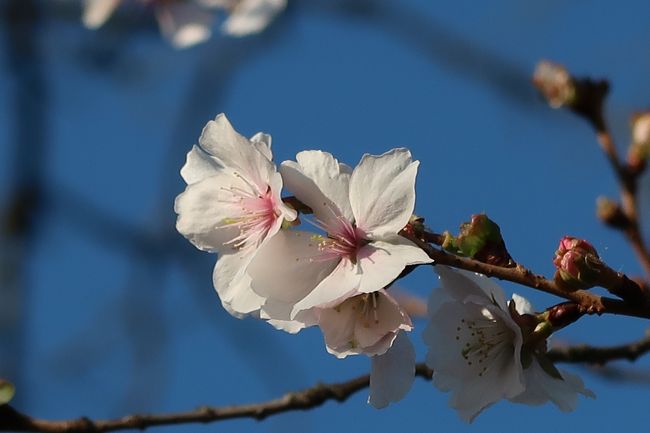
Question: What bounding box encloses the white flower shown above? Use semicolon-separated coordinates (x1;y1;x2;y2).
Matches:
423;266;593;422
82;0;286;47
175;114;296;317
318;290;412;358
247;149;432;327
203;0;287;36
318;290;416;408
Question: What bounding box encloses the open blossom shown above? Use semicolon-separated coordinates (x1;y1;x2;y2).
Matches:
319;290;416;408
248;149;432;327
175;114;296;317
423;266;593;422
82;0;286;48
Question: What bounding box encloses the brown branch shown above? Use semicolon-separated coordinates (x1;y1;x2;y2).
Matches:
548;332;650;365
400;230;650;319
5;334;650;433
0;367;433;433
595;125;650;277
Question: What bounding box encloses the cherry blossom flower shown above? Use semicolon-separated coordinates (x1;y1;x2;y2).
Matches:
318;290;416;408
423;266;593;422
175;114;296;317
82;0;286;48
247;149;432;326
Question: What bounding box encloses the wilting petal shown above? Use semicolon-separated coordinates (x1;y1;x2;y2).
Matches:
213;252;264;317
349;149;418;239
222;0;287;36
368;332;416;409
280;150;353;225
357;236;432;294
510;361;595;411
82;0;121;29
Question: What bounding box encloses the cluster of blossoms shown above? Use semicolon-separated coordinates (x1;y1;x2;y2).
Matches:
82;0;286;48
175;114;594;419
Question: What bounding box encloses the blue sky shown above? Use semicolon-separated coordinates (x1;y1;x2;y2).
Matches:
2;0;650;432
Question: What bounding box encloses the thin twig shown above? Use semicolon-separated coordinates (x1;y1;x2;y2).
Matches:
400;230;650;319
5;334;650;433
596;127;650;277
548;332;650;365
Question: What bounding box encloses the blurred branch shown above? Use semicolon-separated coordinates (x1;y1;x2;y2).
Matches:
0;0;47;397
304;0;536;107
4;333;650;433
548;332;650;365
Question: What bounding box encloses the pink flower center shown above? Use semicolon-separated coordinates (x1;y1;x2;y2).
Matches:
221;182;279;250
312;212;368;263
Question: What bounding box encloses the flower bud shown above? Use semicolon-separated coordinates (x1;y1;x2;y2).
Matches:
533;60;609;131
444;214;514;267
596;196;630;230
553;236;602;291
632;112;650;147
533;61;576;109
628;112;650;174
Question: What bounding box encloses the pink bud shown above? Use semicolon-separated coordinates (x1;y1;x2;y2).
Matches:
553;236;601;290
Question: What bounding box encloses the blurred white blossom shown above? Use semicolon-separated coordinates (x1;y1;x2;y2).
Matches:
82;0;286;48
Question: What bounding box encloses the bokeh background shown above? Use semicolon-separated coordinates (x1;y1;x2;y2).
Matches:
2;0;650;432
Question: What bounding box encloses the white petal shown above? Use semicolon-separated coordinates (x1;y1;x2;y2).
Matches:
423;300;525;422
349;148;418;239
248;230;338;312
435;266;508;309
319;290;411;357
82;0;121;29
280;150;353;224
511;361;595;411
291;259;361;316
199;114;275;190
269;171;297;223
354;291;412;349
512;293;535;315
318;301;361;358
264;309;319;334
180;145;222;185
156;2;214;49
250;132;273;160
222;0;286;36
368;332;416;409
356;236;432;294
213;252;264;317
175;173;246;252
